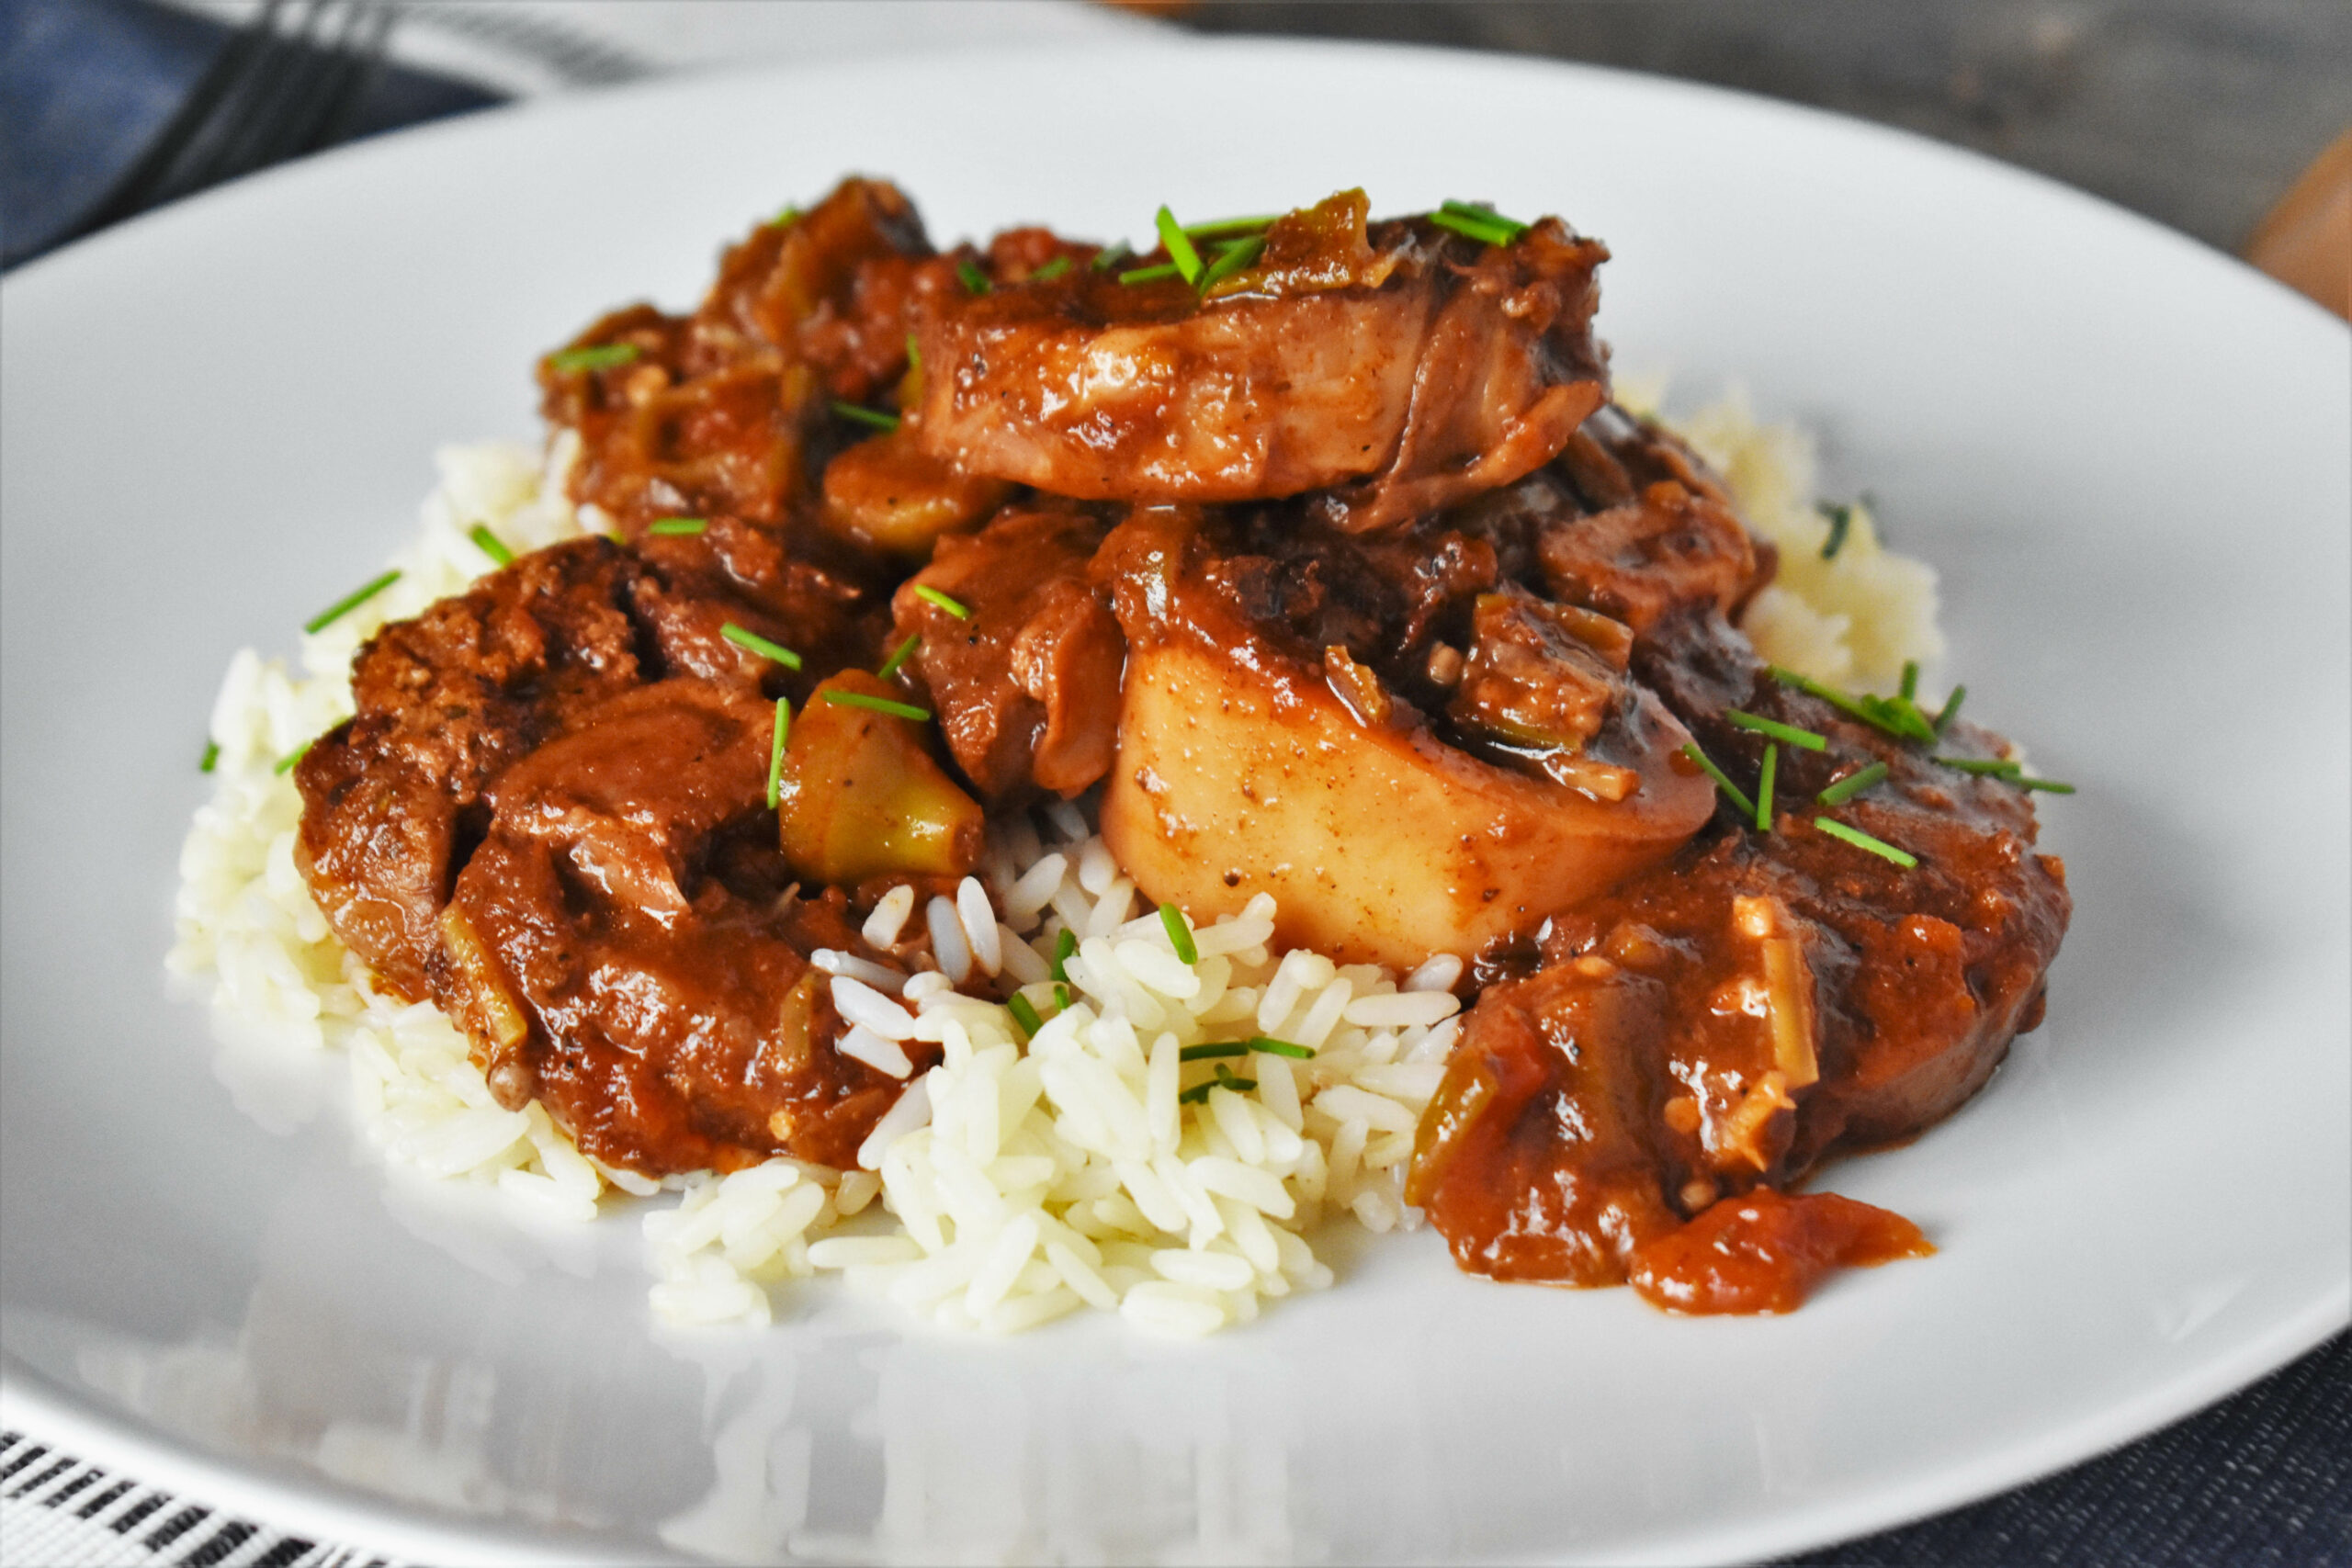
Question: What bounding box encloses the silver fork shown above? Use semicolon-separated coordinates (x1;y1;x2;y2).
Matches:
68;0;398;242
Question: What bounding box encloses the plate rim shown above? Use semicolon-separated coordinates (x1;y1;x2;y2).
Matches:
4;31;2347;1568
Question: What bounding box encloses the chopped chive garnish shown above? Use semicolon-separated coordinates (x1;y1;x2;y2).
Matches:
547;342;639;374
1155;205;1204;285
1430;201;1525;246
1055;981;1071;1010
1198;233;1265;291
1030;255;1072;282
199;740;220;773
956;259;990;295
721;622;804;670
1090;241;1132;273
1756;741;1778;831
303;569;401;634
1725;709;1828;751
914;585;969;618
831;400;901;433
1770;667;1937;743
1182;213;1276;239
1815;760;1890;807
1680;740;1758;821
1118;261;1182;285
1818;501;1854;559
1006;992;1045;1038
1900;660;1920;701
647;516;707;536
770;203;802;228
1180;1042;1250;1062
1935;684;1967;734
765;697;790;809
876;632;921;681
1050;927;1077;982
1159;902;1198;964
1933;755;2024;777
1249;1036;1315;1059
2019;776;2077;795
905;332;921;369
273;739;313;776
469;524;514;567
821;689;930;722
1179;1063;1259;1104
1813;816;1918;868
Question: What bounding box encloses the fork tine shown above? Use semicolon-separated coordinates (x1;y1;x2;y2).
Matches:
200;0;344;190
266;3;396;164
65;0;288;239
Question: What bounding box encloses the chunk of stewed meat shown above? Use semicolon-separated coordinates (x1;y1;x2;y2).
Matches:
914;191;1609;527
893;504;1123;800
442;680;922;1174
294;539;647;998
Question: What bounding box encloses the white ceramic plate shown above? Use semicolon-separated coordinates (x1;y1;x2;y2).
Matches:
4;38;2346;1568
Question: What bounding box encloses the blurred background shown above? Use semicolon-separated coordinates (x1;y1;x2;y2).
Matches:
1;4;2346;1567
3;0;2346;310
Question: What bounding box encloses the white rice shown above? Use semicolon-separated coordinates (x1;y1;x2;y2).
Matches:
170;395;1940;1337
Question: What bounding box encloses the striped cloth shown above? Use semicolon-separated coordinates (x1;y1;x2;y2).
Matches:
0;1431;404;1568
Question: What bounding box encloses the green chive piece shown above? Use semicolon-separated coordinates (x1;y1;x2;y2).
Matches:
469;523;514;567
1249;1036;1315;1059
547;342;639;374
1090;241;1132;273
1180;1042;1250;1062
1030;255;1073;282
1933;755;2024;778
647;516;707;536
1813;816;1918;868
1198;233;1266;291
1429;206;1521;246
1725;709;1828;751
1159;902;1198;964
1118;261;1183;286
199;740;220;773
1900;660;1920;701
721;622;804;671
820;689;931;722
303;569;401;634
273;739;313;776
876;632;921;682
1818;501;1854;559
1935;684;1967;734
1055;982;1072;1010
765;697;790;809
1440;198;1529;236
1770;667;1937;743
1007;992;1045;1039
956;259;990;295
905;332;921;369
1815;760;1890;807
2019;776;2077;795
1216;1063;1257;1091
1155;205;1204;285
1756;741;1778;831
1177;1080;1216;1105
831;400;901;434
1051;927;1077;982
914;585;970;618
1680;740;1758;821
770;203;802;228
1182;213;1277;239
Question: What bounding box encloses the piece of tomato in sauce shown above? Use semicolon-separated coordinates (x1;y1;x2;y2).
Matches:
1626;1189;1933;1314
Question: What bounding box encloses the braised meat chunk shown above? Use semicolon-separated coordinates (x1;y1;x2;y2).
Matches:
1408;616;2070;1311
296;534;938;1176
913;190;1610;528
